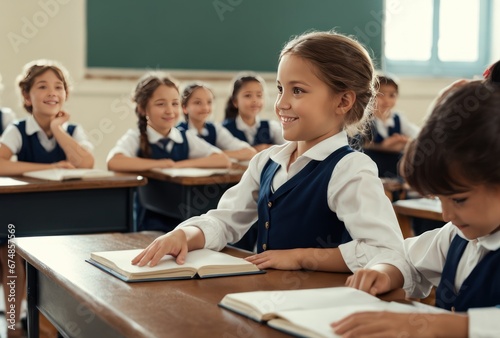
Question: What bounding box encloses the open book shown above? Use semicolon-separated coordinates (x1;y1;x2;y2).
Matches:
87;248;264;282
393;197;442;213
151;167;231;177
23;168;114;181
219;287;441;338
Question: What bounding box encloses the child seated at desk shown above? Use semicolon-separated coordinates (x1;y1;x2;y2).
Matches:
363;75;420;178
132;31;407;277
177;82;256;161
0;59;95;176
0;72;17;136
107;73;231;232
222;73;286;152
333;61;500;338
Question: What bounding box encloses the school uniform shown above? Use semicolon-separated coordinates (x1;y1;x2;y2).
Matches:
0;115;93;159
176;121;252;150
107;126;222;232
364;113;420;178
401;223;500;337
0;107;16;135
222;115;285;146
177;131;409;274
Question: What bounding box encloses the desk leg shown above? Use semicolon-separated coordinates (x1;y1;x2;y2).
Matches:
26;262;39;338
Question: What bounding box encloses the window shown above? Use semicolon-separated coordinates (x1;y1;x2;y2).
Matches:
383;0;492;77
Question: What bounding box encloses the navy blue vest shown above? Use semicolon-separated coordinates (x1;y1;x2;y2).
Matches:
435;235;500;311
256;146;353;253
138;129;189;161
372;114;401;144
222;119;272;146
15;120;76;163
177;121;217;146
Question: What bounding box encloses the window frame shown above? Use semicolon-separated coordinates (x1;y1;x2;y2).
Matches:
383;0;492;77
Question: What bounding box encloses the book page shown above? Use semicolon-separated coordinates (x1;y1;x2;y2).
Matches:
151;167;230;177
90;248;258;280
268;302;418;338
23;169;114;181
220;287;381;322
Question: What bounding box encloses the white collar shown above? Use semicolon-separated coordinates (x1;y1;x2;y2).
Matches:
456;226;500;251
146;125;183;144
270;131;349;167
187;121;209;137
376;114;396;128
25;115;69;136
235;115;261;131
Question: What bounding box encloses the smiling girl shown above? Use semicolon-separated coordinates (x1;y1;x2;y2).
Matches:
0;59;94;176
131;31;406;278
107;73;230;231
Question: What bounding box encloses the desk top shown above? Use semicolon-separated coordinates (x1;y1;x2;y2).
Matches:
14;232;404;338
393;198;444;222
0;173;146;194
137;169;244;185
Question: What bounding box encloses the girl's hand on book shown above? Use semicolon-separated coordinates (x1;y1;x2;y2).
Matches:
131;230;188;267
332;312;468;338
245;249;302;270
345;269;391;296
159;159;176;168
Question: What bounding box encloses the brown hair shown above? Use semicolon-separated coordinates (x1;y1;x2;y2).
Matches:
18;59;70;113
224;73;265;120
377;75;399;93
402;60;500;195
279;31;376;136
181;82;214;121
133;72;179;158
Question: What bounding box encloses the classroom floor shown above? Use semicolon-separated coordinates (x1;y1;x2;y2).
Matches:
0;285;27;338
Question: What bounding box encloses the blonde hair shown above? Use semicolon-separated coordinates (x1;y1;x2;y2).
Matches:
17;59;71;113
280;31;376;136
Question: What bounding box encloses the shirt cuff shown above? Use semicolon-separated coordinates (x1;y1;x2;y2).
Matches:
468;307;500;338
176;216;226;251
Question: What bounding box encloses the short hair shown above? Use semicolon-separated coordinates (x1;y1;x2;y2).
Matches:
17;59;71;113
402;60;500;195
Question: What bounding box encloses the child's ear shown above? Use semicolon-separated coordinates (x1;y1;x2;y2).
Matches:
22;91;32;107
232;99;238;109
182;105;188;114
334;90;356;116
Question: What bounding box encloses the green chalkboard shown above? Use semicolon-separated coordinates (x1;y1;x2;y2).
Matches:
87;0;383;72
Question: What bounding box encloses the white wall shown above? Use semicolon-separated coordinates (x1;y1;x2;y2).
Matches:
0;0;498;169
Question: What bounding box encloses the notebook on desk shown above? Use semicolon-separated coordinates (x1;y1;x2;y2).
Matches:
393;198;442;213
23;169;114;181
151;168;232;177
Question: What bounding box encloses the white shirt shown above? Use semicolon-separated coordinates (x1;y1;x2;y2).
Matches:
0;115;93;154
177;131;408;274
106;126;221;162
184;121;253;151
1;107;16;133
403;223;500;338
234;115;286;145
375;112;420;139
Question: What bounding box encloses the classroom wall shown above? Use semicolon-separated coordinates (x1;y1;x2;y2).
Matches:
1;0;499;169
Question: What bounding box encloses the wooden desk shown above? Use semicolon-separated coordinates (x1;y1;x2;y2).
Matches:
14;232;405;338
137;169;244;221
393;198;444;238
0;174;146;237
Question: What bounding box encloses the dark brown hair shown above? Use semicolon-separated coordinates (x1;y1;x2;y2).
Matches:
377;75;399;93
402;60;500;195
279;31;376;136
18;59;70;113
224;73;265;120
133;72;178;158
181;82;214;121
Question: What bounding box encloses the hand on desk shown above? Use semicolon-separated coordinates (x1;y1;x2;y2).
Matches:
132;229;188;266
380;134;409;153
52;160;76;169
245;249;302;270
